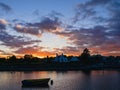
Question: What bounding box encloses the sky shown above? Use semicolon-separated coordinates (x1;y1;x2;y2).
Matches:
0;0;120;57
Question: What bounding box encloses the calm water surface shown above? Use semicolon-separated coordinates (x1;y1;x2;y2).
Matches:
0;70;120;90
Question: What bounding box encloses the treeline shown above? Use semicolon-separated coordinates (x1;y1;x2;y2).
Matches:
0;48;120;70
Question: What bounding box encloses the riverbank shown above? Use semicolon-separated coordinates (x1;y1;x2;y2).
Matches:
0;61;120;71
0;65;120;71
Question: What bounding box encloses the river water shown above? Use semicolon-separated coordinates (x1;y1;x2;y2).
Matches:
0;70;120;90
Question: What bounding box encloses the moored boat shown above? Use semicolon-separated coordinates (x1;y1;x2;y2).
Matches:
22;78;50;87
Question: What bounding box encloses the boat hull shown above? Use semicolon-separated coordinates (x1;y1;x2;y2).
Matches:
22;78;50;87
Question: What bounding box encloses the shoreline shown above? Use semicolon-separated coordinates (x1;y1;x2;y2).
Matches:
0;66;120;71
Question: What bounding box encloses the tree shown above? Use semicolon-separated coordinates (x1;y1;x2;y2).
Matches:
9;55;17;61
24;54;33;61
80;48;90;65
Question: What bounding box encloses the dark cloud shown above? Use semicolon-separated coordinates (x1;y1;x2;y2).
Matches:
54;23;120;55
39;17;61;30
0;2;12;13
13;12;62;36
14;24;41;36
27;16;61;31
15;16;62;36
0;31;14;43
66;26;107;47
0;30;41;48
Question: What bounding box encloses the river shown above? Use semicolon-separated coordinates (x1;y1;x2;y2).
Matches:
0;70;120;90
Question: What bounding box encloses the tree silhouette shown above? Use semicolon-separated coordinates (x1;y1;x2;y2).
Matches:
80;48;90;65
24;54;32;60
9;55;17;61
23;54;33;63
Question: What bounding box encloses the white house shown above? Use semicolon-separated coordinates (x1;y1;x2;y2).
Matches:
54;53;69;63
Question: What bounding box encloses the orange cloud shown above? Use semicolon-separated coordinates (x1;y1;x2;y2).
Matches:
15;46;55;58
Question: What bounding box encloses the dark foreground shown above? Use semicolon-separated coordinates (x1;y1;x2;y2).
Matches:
0;62;120;71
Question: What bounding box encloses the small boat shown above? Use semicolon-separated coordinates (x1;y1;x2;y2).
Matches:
22;78;51;87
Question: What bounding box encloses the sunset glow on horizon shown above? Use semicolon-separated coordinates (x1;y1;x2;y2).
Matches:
0;0;120;58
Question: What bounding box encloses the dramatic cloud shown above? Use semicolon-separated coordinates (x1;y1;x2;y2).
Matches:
61;24;120;56
14;16;62;36
53;0;117;56
0;0;120;57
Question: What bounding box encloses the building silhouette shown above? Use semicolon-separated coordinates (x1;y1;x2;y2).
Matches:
54;53;69;62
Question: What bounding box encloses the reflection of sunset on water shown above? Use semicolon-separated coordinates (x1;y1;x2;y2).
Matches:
1;71;120;90
32;71;57;79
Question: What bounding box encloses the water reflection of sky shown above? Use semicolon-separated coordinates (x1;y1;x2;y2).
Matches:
0;70;120;90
